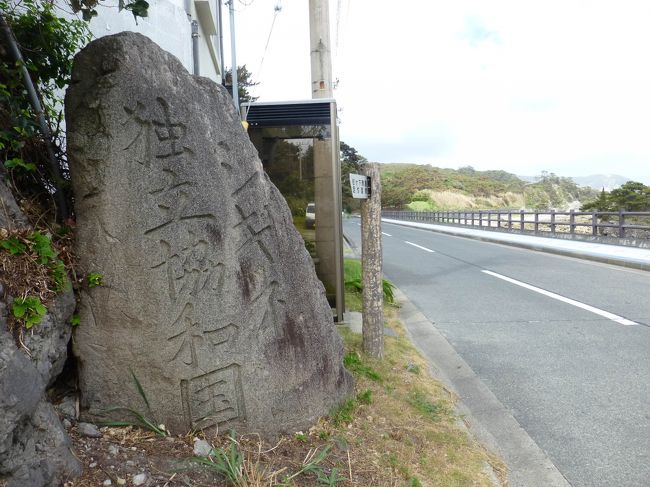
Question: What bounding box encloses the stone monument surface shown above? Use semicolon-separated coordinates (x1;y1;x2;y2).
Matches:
66;32;352;435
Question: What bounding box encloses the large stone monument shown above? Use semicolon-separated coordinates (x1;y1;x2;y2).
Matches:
66;32;352;436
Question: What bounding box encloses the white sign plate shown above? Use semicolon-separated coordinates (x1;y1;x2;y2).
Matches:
350;173;371;199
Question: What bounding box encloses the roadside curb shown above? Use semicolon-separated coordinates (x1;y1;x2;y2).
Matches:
393;286;572;487
382;218;650;272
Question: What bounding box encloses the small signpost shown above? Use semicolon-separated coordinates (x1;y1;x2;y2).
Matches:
352;166;384;359
350;173;371;199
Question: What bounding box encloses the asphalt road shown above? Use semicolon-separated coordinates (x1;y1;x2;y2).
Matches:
343;218;650;487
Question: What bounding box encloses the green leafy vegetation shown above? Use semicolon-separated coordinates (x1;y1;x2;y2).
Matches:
1;0;145;221
28;231;58;264
328;397;357;426
381;163;525;209
329;388;375;427
380;164;600;210
0;236;26;255
99;371;169;437
12;295;47;329
1;0;90;219
407;389;449;422
87;272;103;288
4;157;36;172
356;389;373;405
524;171;598;209
0;229;71;333
190;432;244;486
343;351;382;382
67;0;150;22
344;258;396;304
581;181;650;211
49;259;68;292
191;434;343;486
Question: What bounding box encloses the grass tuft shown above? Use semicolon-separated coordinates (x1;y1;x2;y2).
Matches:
98;371;168;437
343;352;382;382
329;398;357;427
344;259;397;304
407;389;448;422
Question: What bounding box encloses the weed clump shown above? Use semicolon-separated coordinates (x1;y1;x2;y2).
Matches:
0;228;74;339
344;259;396;304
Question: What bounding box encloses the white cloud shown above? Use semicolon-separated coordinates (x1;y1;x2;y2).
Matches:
228;0;650;184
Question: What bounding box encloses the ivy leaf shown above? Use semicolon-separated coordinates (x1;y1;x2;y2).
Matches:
124;0;149;20
4;158;36;172
28;231;58;264
12;296;47;329
12;301;27;318
70;314;81;326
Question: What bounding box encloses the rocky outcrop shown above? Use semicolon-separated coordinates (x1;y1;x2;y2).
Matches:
66;32;352;437
0;302;81;487
0;175;81;486
22;289;76;387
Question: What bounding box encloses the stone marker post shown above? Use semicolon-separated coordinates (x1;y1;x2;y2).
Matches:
360;163;384;358
66;32;352;437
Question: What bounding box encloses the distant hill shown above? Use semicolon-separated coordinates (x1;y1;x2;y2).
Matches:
570;174;629;191
379;164;599;210
519;173;630;190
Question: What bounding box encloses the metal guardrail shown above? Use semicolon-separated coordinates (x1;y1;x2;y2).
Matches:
383;209;650;240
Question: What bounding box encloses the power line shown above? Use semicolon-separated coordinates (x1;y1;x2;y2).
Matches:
335;0;342;57
257;2;282;77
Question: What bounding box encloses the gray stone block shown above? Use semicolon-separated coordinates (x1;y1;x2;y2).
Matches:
66;32;352;437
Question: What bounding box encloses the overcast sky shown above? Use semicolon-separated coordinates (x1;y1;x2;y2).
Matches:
226;0;650;184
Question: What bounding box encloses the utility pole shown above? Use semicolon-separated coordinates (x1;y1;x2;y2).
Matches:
309;0;344;321
309;0;333;98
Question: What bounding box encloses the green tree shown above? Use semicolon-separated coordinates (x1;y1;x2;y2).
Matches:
1;0;91;217
581;181;650;211
1;0;150;220
224;65;260;104
609;181;650;211
581;188;611;211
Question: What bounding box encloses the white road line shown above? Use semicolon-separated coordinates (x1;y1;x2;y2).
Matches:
405;241;435;253
382;232;392;237
481;270;638;326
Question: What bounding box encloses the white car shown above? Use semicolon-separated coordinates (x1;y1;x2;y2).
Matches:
305;203;315;229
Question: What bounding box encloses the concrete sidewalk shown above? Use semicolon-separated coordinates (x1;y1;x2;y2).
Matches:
382;218;650;271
